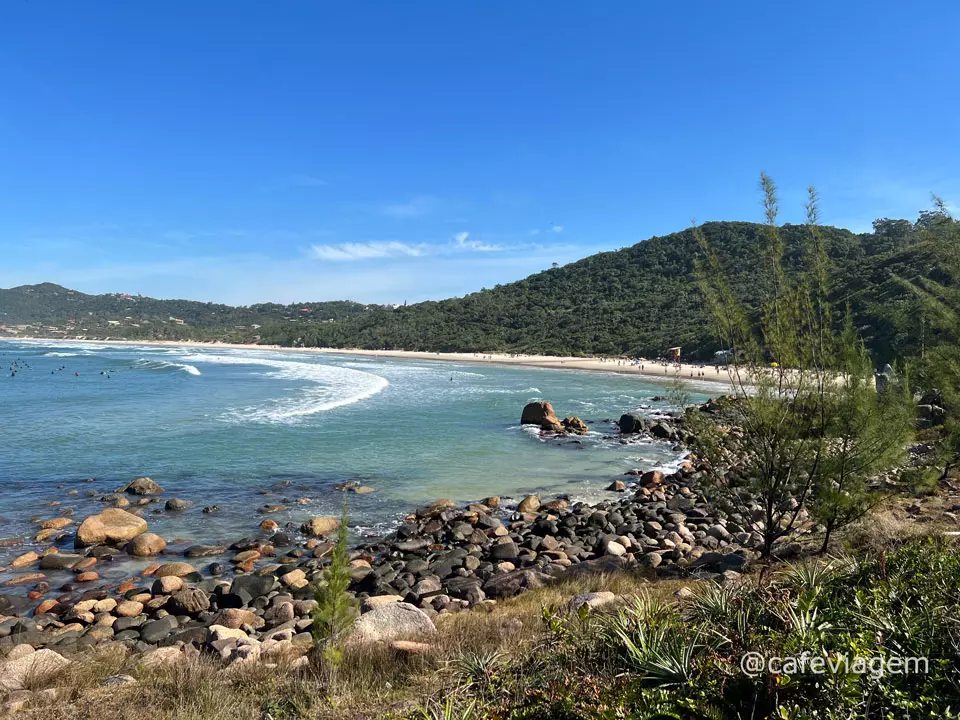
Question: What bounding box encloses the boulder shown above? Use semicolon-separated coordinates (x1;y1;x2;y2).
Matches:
213;608;265;630
569;591;616;613
75;509;148;547
0;649;71;691
517;495;541;513
561;416;589;435
154;562;195;578
127;533;167;557
301;516;340;538
521;401;563;432
119;477;164;495
618;413;645;434
482;569;551;598
347;602;436;644
169;588;210;615
165;498;191;511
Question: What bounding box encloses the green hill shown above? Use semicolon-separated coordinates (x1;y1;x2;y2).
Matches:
260;220;938;363
1;218;946;363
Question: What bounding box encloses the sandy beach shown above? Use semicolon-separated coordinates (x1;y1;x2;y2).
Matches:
7;337;736;388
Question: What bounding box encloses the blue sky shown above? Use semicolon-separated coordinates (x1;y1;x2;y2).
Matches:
1;1;958;305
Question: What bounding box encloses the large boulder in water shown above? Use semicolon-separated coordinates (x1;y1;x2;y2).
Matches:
76;509;148;547
618;413;645;434
521;401;563;432
118;477;164;495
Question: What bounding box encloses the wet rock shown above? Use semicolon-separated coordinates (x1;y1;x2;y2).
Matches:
119;477;164;495
301;516;340;538
154;562;195;578
618;413;645;434
561;416;589;434
517;495;540;513
76;509;148;547
521;401;563;433
165;499;191;511
128;533;167;557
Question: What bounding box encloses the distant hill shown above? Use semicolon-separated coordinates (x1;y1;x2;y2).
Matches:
1;218;948;363
0;283;375;342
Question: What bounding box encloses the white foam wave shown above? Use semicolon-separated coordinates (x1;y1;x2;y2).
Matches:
133;359;201;376
177;353;388;423
43;351;84;357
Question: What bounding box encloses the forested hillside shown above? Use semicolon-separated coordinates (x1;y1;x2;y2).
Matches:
259;219;945;363
2;217;951;362
0;283;373;342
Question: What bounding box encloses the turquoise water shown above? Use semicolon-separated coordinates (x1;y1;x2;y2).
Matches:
0;340;721;563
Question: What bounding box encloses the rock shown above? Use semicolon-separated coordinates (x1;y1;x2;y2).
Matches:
102;674;137;686
230;574;275;600
213;608;264;630
0;649;71;691
140;647;185;668
561;416;589;435
39;553;84;570
115;600;144;617
483;569;551;598
618;413;645;434
606;480;626;492
153;576;185;594
128;532;167;557
517;495;540;513
76;509;148;547
390;640;434;655
347;602;436;643
259;519;279;531
640;470;665;487
490;541;519;561
119;477;164;495
139;616;179;644
38;517;72;530
569;591;616;613
521;401;563;432
169;588;210;615
301;516;340;538
154;562;195;578
597;539;627;557
360;595;404;613
185;544;227;558
11;552;39;569
6;644;36;662
280;568;307;589
165;498;191;511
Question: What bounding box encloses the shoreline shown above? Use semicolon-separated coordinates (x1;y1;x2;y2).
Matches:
4;337;736;389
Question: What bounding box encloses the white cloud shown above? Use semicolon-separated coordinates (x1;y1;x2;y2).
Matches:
309;241;425;261
529;229;541;236
452;231;500;252
380;195;437;218
551;225;564;233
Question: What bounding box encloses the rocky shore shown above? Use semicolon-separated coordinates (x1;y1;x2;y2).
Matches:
0;400;769;684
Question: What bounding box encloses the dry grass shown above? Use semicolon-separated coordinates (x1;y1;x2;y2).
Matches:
3;569;687;720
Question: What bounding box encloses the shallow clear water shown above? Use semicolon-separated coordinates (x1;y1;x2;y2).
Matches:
0;340;722;566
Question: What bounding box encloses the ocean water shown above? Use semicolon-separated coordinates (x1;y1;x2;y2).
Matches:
0;340;722;568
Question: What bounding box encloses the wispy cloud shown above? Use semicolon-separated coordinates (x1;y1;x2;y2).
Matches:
452;231;500;252
309;240;425;261
551;224;564;233
380;195;438;219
